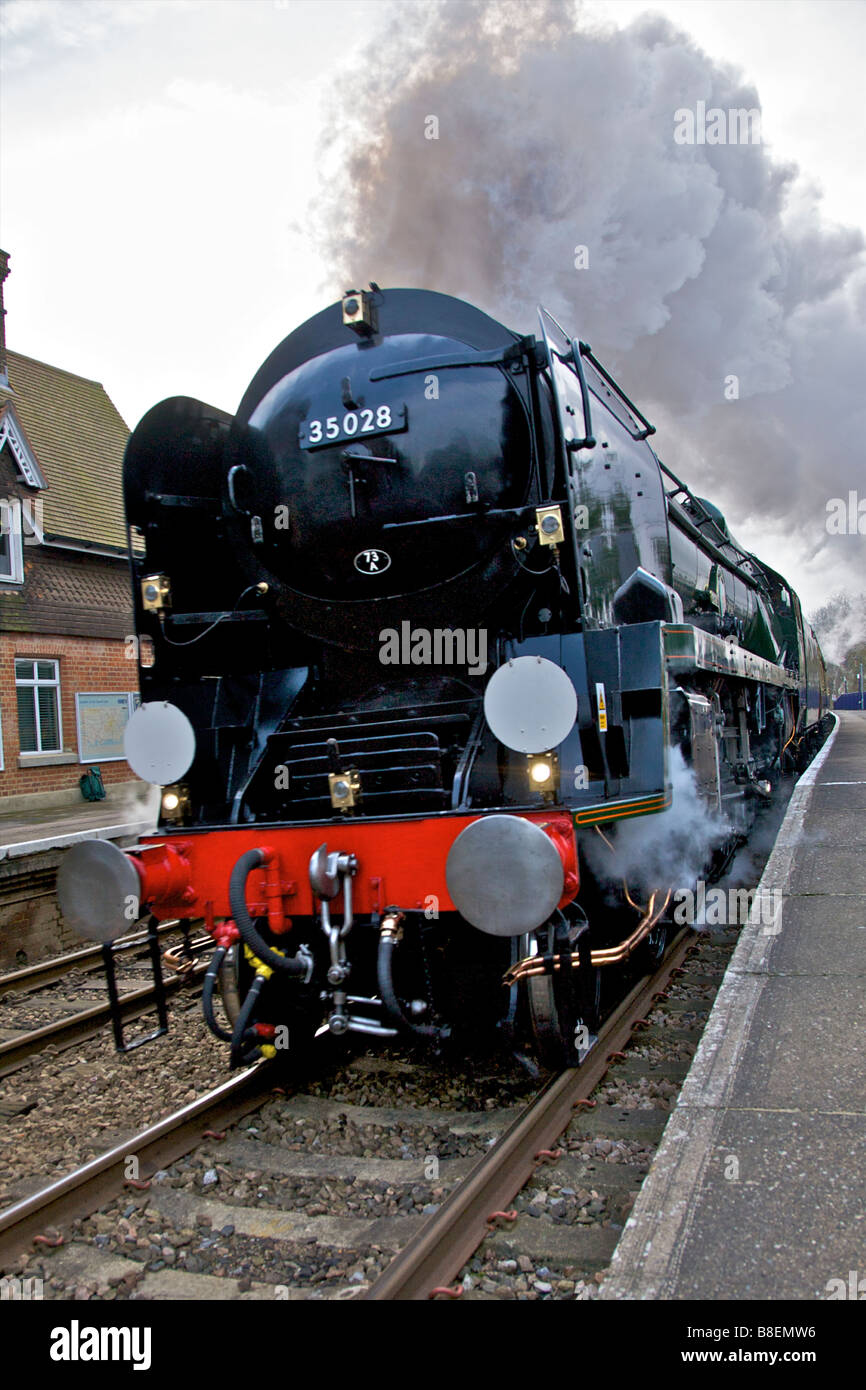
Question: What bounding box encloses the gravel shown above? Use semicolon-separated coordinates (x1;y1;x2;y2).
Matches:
3;932;741;1303
0;1000;227;1212
303;1053;541;1113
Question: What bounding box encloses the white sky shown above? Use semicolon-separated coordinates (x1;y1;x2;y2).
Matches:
1;0;864;611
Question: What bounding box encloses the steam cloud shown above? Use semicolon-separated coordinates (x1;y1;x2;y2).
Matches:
315;0;866;612
808;591;866;666
583;746;730;901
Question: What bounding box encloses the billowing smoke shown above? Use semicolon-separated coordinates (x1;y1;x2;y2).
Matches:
583;747;730;902
808;591;866;666
314;0;866;608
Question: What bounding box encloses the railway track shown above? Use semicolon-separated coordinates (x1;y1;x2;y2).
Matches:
366;927;698;1299
0;926;210;1080
0;923;182;1000
0;967;207;1081
0;923;740;1300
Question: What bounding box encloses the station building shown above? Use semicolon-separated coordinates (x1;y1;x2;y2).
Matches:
0;249;138;812
0;250;150;969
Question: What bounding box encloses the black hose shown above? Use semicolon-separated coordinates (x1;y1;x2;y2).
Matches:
229;849;308;975
202;946;233;1042
377;933;437;1038
230;972;265;1068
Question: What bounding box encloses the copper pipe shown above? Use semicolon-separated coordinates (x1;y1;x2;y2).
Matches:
592;825;646;914
162;946;195;975
594;825;616;853
622;880;645;914
502;889;672;984
162;934;212;973
590;890;671;964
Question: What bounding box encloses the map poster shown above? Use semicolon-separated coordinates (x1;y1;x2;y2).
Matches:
75;692;137;764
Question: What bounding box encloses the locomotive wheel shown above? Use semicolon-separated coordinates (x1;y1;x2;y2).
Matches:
632;920;668;974
527;922;602;1069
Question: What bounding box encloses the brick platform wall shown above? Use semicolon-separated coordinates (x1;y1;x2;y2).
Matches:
0;632;139;798
0;850;79;969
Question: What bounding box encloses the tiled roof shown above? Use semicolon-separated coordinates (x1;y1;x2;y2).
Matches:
0;550;134;639
3;350;129;551
27;548;133;612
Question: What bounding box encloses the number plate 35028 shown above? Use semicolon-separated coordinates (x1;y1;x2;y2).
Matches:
299;404;407;450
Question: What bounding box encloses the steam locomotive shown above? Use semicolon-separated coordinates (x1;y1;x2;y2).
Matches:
57;287;828;1066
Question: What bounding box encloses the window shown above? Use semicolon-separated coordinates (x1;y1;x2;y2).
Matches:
0;499;24;584
15;659;62;754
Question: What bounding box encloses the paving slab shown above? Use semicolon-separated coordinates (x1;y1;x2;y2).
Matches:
785;845;866;895
805;780;866;812
744;892;866;976
601;713;866;1301
0;786;159;859
703;975;866;1113
604;1108;866;1300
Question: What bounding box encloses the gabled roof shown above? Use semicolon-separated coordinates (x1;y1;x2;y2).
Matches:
2;349;129;552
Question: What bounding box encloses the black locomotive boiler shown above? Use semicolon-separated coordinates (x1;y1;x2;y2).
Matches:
57;287;828;1066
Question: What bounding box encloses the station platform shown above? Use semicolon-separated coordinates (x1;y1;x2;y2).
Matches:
601;710;866;1301
0;783;159;860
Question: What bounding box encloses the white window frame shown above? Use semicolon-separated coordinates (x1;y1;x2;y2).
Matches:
0;499;24;584
0;705;4;772
15;658;62;754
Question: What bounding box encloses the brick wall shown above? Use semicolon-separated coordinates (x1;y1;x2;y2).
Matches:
0;632;139;798
0;850;79;969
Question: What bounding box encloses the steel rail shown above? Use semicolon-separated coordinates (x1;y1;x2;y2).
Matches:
0;962;207;1079
0;1064;275;1268
365;928;696;1300
0;921;186;999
